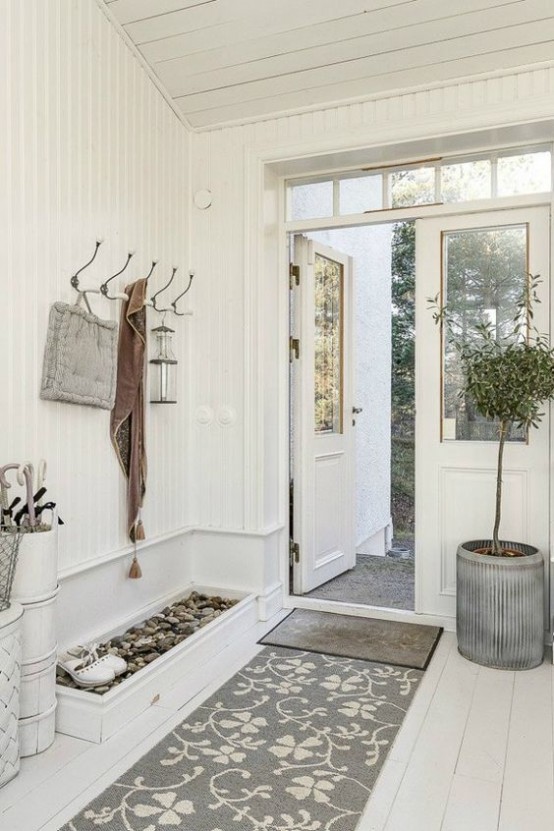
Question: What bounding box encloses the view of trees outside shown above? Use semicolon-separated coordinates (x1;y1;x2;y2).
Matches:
443;226;527;441
497;151;551;196
441;159;491;202
390;221;416;542
314;253;342;434
391;167;434;207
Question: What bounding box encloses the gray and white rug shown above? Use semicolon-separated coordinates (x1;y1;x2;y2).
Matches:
63;647;423;831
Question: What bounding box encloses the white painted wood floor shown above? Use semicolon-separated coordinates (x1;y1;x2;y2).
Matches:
1;614;553;831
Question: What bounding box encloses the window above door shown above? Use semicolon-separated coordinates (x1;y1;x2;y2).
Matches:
286;144;553;221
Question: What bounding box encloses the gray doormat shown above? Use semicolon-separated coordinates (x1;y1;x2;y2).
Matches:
62;647;422;831
260;609;442;670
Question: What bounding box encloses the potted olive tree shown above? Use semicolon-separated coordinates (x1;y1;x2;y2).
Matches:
431;274;554;670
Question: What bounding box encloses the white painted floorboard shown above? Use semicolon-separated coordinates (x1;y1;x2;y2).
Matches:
1;623;553;831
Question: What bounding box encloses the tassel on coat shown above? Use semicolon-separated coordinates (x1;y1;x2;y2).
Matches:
129;554;142;579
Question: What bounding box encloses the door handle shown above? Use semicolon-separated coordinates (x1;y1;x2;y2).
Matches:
352;406;363;414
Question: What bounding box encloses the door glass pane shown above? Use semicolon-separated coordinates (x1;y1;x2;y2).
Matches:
314;253;343;434
442;225;527;442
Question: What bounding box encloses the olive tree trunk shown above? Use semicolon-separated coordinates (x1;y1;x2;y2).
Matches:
492;420;510;556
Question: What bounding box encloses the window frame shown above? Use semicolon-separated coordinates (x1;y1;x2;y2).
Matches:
286;143;553;222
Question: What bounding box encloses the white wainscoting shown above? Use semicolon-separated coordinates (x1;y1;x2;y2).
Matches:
191;526;285;619
55;530;194;651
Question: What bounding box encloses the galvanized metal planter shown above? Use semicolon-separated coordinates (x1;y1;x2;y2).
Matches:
457;540;544;670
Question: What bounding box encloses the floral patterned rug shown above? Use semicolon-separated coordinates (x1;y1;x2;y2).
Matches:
62;647;423;831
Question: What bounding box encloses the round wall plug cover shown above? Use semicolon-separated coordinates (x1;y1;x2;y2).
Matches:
194;189;213;209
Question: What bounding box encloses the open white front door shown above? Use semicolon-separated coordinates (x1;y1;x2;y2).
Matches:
415;207;550;617
291;236;356;594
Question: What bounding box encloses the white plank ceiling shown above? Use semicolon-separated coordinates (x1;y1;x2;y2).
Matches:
103;0;554;129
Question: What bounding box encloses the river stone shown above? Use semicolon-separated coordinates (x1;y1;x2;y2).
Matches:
57;590;239;694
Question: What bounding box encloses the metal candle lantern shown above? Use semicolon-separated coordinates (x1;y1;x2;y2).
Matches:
149;322;177;403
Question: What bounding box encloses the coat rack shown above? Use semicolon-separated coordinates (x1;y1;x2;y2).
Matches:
71;242;195;317
70;241;128;313
149;267;194;317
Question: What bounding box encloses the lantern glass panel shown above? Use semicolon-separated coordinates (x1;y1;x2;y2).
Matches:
150;324;178;403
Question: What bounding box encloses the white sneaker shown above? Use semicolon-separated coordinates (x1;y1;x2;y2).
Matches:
58;653;115;687
67;643;128;677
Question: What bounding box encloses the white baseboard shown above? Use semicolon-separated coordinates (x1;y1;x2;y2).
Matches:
257;581;284;621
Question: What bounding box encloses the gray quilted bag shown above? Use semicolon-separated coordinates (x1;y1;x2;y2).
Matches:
40;302;118;409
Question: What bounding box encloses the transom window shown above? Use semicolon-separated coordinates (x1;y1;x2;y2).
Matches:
287;145;552;221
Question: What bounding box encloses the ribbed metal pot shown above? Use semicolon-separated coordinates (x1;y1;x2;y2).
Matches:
457;540;544;670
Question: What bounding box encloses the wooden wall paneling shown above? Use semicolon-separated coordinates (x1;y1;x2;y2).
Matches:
1;0;192;575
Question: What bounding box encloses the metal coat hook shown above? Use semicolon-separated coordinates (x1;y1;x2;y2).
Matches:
151;266;179;313
144;260;158;284
70;240;103;291
143;261;158;307
171;271;195;316
100;252;135;299
70;239;127;312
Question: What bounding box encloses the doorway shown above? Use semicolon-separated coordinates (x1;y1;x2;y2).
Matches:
289;205;550;620
289;220;416;610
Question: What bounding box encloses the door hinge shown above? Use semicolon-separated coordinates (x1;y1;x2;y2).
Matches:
289;336;300;362
289;540;300;565
289;263;300;289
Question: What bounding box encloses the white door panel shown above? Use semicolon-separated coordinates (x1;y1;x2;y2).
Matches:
415;207;550;618
292;236;355;594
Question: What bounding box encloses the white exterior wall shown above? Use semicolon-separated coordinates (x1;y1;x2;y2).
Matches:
0;0;193;643
306;225;393;553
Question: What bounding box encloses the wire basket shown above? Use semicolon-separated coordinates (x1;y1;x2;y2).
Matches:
0;529;23;612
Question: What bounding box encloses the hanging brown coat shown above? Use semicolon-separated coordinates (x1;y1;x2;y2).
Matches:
111;279;148;564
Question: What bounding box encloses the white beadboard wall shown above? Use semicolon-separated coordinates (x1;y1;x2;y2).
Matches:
189;61;554;552
3;0;554;640
0;0;193;634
